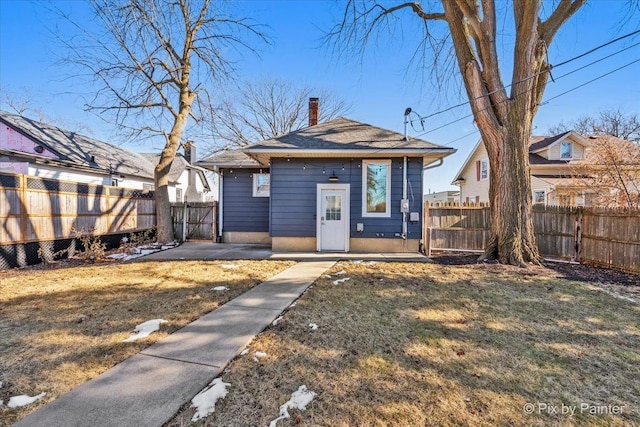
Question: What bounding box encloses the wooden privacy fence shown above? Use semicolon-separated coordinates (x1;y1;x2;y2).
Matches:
171;202;217;241
0;172;156;245
424;202;640;274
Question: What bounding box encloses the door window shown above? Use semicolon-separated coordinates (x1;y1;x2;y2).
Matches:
325;195;341;220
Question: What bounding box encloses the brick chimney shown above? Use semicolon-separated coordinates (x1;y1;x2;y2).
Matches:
309;97;319;127
183;140;201;202
184;140;196;164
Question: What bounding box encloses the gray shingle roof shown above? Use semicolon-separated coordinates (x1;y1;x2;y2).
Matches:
0;110;155;179
529;132;571;152
140;153;187;183
199;148;260;167
247;117;448;151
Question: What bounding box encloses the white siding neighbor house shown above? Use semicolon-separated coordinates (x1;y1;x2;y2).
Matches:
452;131;596;206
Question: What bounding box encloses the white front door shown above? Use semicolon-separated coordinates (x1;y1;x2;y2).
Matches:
317;184;350;252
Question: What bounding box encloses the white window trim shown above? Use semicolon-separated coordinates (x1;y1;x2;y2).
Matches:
362;159;391;218
533;190;546;205
480;159;489;180
252;173;270;197
560;141;573;159
316;183;350;252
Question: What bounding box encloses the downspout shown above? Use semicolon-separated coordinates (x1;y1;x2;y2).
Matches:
402;156;408;239
217;170;223;242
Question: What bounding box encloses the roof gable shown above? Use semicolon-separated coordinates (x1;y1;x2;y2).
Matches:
529;130;591;154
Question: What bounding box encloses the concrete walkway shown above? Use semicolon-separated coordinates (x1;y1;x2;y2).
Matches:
15;261;336;427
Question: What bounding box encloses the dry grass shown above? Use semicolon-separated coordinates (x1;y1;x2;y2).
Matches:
167;261;640;427
0;259;295;426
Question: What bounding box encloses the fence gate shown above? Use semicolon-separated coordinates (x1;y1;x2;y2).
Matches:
171;202;217;241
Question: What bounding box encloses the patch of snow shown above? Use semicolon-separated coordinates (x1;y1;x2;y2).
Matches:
7;392;46;408
366;261;377;265
190;378;230;422
107;253;127;260
269;385;316;427
333;270;346;275
180;257;186;260
221;264;238;269
253;357;259;362
272;316;283;326
309;323;318;331
0;381;3;389
255;351;267;358
123;319;167;342
289;302;297;308
240;348;250;356
212;286;229;292
332;277;350;286
351;260;363;264
323;274;332;279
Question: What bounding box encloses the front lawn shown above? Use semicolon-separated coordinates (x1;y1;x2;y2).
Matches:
167;260;640;426
0;259;295;427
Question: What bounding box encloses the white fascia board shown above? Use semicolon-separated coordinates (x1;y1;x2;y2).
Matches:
244;148;455;156
450;138;484;185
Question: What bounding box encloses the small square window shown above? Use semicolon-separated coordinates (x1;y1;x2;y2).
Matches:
176;188;183;202
560;142;572;159
253;173;270;197
534;191;545;205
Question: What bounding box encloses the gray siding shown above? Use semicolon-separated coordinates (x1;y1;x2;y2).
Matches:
221;168;269;232
270;158;423;239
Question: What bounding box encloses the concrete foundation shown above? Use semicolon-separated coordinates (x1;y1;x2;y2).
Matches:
222;231;271;244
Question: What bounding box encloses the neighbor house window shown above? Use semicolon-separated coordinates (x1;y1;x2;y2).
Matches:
534;190;545;205
476;159;489;180
560;142;572;159
362;159;391;217
111;179;119;187
480;159;489;180
253;173;270;197
143;183;154;191
176;188;183;202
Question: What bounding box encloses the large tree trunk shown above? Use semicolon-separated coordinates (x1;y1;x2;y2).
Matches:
482;115;541;265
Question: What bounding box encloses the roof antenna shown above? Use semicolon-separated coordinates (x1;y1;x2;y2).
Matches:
403;107;412;141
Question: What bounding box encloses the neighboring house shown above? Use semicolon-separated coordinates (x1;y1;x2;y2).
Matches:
0;111;210;201
141;143;212;202
423;190;460;204
199;112;456;253
452;131;597;206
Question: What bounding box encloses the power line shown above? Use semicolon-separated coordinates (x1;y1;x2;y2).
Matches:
553;28;640;68
414;56;640;138
409;28;640;126
542;58;640;105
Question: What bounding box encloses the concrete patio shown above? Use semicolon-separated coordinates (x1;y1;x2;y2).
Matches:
141;242;431;262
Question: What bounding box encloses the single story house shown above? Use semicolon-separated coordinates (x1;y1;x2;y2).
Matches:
0;110;210;201
452;131;597;206
199;107;456;253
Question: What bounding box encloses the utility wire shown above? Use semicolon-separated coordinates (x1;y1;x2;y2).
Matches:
409;28;640;126
553;28;640;68
542;58;640;105
414;56;640;138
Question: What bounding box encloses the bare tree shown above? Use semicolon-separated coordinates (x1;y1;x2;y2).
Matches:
59;0;267;242
549;108;640;142
207;79;350;149
572;135;640;207
329;0;590;265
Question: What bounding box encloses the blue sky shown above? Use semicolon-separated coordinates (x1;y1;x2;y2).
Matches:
1;0;639;192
